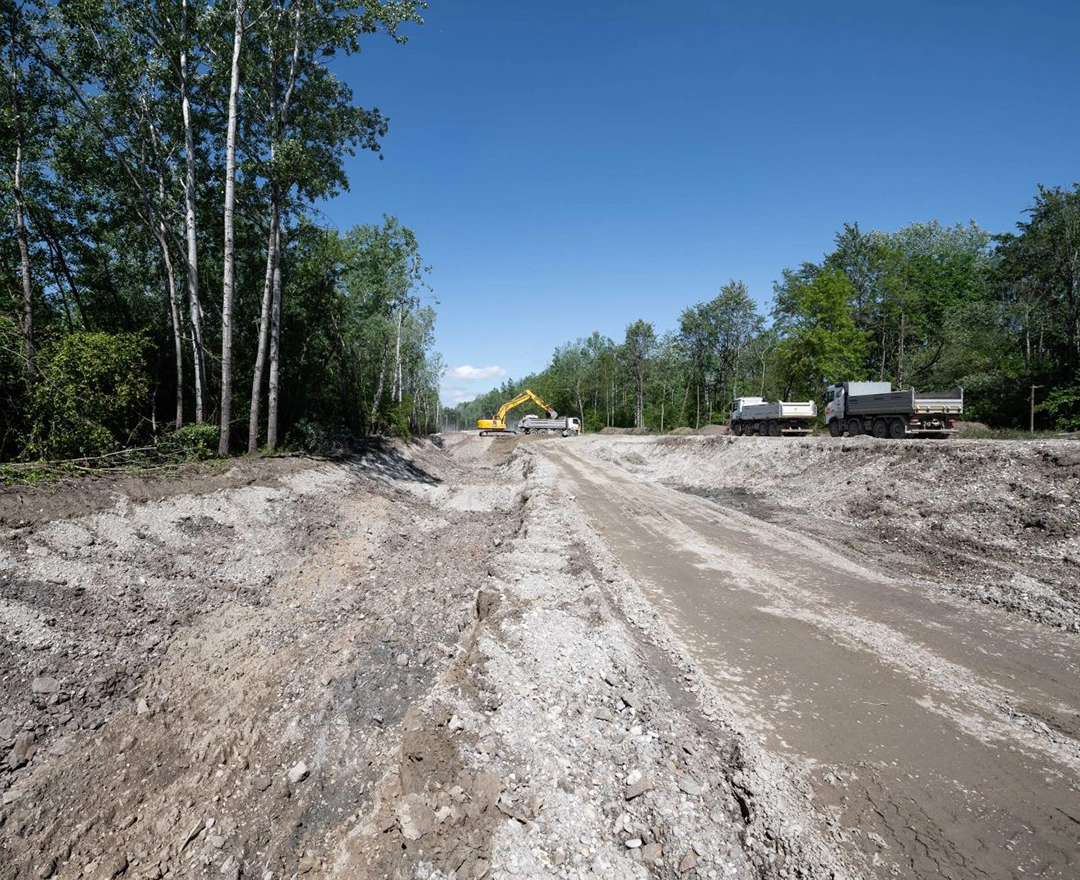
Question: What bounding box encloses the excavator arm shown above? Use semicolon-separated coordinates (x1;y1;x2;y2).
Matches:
477;388;557;433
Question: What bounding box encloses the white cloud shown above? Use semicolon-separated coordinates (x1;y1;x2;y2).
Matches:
438;381;478;405
448;364;507;380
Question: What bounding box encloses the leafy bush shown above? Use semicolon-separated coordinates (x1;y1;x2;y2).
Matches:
156;423;220;460
24;332;149;461
1040;384;1080;432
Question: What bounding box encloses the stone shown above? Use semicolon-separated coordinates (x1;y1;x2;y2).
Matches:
642;843;663;867
13;730;36;758
135;699;150;716
288;761;309;785
252;775;273;792
36;857;58;878
624;778;654;800
31;676;60;695
677;776;706;796
94;854;128;879
0;718;14;741
624;838;642;849
397;794;435;841
678;852;699;874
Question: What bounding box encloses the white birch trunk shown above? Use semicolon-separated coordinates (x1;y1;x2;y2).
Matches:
180;0;206;423
218;0;245;456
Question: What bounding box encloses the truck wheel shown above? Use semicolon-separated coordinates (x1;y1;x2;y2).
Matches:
828;420;842;437
888;418;907;439
846;418;862;436
872;418;889;439
767;420;781;437
733;422;743;436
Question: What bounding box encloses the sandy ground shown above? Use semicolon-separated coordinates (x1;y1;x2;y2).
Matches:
1;433;1077;879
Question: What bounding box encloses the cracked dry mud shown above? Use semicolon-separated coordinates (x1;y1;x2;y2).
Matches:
1;432;1078;879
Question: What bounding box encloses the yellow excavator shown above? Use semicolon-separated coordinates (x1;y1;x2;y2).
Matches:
477;389;557;436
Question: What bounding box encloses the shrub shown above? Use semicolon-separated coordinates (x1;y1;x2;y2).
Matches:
24;332;149;461
156;423;220;460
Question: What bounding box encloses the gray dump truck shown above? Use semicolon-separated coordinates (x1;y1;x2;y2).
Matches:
517;414;581;436
730;397;816;436
824;381;963;438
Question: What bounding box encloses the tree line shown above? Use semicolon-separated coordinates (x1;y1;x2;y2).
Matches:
1;0;439;463
450;185;1080;434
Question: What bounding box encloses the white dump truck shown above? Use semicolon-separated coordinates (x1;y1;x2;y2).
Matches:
824;381;963;438
517;414;581;436
730;397;817;436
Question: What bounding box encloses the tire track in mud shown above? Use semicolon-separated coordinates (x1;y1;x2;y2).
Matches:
541;441;1080;879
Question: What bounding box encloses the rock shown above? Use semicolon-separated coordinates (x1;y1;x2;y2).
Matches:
397;794;435;840
624;838;643;849
677;776;706;796
2;789;22;805
135;699;150;716
288;761;309;784
13;730;36;758
36;857;58;878
0;718;14;741
252;775;273;792
31;676;60;695
448;715;466;732
678;852;699;874
642;843;663;867
624;778;654;800
94;854;128;879
395;653;409;667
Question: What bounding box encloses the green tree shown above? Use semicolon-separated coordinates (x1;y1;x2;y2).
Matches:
773;266;869;399
621;319;656;429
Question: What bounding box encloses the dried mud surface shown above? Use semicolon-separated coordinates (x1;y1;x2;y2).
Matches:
2;432;1077;880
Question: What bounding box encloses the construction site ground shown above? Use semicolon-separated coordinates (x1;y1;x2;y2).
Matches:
1;432;1078;879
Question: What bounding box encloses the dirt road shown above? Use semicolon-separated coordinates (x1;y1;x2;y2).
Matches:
1;432;1078;879
541;436;1080;879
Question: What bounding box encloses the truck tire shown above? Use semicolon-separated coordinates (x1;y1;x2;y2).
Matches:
828;420;842;437
846;418;862;437
888;418;907;439
767;420;781;437
733;422;743;436
872;418;889;439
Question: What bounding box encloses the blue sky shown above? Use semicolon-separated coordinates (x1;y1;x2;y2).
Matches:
321;0;1080;405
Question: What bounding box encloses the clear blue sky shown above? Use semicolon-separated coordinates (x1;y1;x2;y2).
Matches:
321;0;1080;406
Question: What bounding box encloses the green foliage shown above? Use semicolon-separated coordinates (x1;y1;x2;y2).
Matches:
774;267;869;398
24;332;149;460
1040;384;1080;432
156;423;220;460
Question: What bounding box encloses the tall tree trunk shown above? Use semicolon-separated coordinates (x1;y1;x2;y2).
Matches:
32;208;88;329
393;308;404;402
218;0;245;456
155;228;184;427
180;0;206;423
248;192;280;453
9;15;33;374
371;337;389;432
267;219;283;451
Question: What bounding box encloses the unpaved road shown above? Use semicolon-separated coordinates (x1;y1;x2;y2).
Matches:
1;432;1078;879
543;437;1080;879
